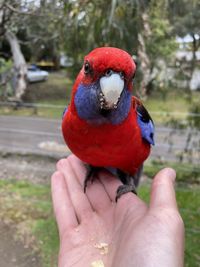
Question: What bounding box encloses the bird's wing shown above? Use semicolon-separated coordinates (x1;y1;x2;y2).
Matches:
133;96;155;145
62;106;68;120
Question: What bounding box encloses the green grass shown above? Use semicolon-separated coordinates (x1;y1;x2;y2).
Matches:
144;160;200;184
0;71;71;119
144;90;200;124
0;102;65;119
26;71;73;102
0;179;59;267
33;219;59;267
0;177;199;266
145;91;189;113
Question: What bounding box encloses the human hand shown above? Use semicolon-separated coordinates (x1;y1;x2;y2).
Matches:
51;154;184;267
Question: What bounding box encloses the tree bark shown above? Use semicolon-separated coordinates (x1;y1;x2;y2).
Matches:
5;31;27;100
191;34;197;74
137;12;152;98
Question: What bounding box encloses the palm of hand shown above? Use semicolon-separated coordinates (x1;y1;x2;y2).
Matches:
52;155;184;267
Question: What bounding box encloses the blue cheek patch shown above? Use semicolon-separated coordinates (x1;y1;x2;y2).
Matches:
74;82;100;121
74;82;132;125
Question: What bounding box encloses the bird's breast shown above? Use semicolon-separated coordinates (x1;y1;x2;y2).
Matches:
62;106;150;174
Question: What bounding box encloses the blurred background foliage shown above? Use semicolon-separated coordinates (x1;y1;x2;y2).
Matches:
0;0;200;98
0;1;200;266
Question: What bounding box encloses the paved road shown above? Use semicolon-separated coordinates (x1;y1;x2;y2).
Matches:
0;115;199;163
0;115;68;158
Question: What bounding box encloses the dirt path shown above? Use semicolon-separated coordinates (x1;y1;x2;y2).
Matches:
0;222;41;267
0;153;57;183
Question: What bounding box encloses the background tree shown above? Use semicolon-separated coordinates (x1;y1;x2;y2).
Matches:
24;0;62;69
60;0;177;96
0;0;63;100
169;0;200;86
0;0;28;100
1;0;199;99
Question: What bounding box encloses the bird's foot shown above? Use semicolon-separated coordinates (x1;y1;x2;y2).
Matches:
115;184;137;202
84;165;102;193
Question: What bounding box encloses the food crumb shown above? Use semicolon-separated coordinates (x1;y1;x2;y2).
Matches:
94;242;109;255
90;259;105;267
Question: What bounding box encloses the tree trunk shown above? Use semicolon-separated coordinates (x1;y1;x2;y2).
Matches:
6;31;27;101
137;13;152;99
190;34;197;78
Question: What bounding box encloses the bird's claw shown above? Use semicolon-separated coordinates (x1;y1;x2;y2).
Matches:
84;165;101;192
115;184;137;202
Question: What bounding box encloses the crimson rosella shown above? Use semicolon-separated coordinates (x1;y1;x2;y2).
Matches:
62;47;155;201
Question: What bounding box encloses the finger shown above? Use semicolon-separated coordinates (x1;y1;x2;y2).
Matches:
98;170;122;202
150;168;177;210
68;155;111;213
51;171;78;237
65;154;87;187
86;179;112;212
57;157;93;222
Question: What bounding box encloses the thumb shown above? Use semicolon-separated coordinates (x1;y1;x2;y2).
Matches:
150;168;178;210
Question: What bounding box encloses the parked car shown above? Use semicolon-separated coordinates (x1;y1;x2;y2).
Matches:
27;64;49;83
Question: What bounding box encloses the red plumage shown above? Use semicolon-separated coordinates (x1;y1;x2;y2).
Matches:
62;47;151;176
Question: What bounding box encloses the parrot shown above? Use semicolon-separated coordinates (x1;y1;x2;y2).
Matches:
62;47;155;201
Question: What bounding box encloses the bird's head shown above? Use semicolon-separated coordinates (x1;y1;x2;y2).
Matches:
72;47;136;125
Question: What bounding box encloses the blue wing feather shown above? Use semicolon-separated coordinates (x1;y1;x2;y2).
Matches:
62;106;68;119
136;104;155;146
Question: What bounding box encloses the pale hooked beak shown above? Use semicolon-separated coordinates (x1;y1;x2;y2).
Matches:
99;73;124;109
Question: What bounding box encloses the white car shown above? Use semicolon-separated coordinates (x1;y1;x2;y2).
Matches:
27;65;49;83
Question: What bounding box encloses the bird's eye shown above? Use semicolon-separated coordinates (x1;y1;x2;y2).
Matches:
119;71;125;80
105;69;113;77
84;61;91;74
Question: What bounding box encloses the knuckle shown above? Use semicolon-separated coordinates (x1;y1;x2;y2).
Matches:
51;170;62;181
56;158;68;170
173;211;185;230
165;209;185;233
